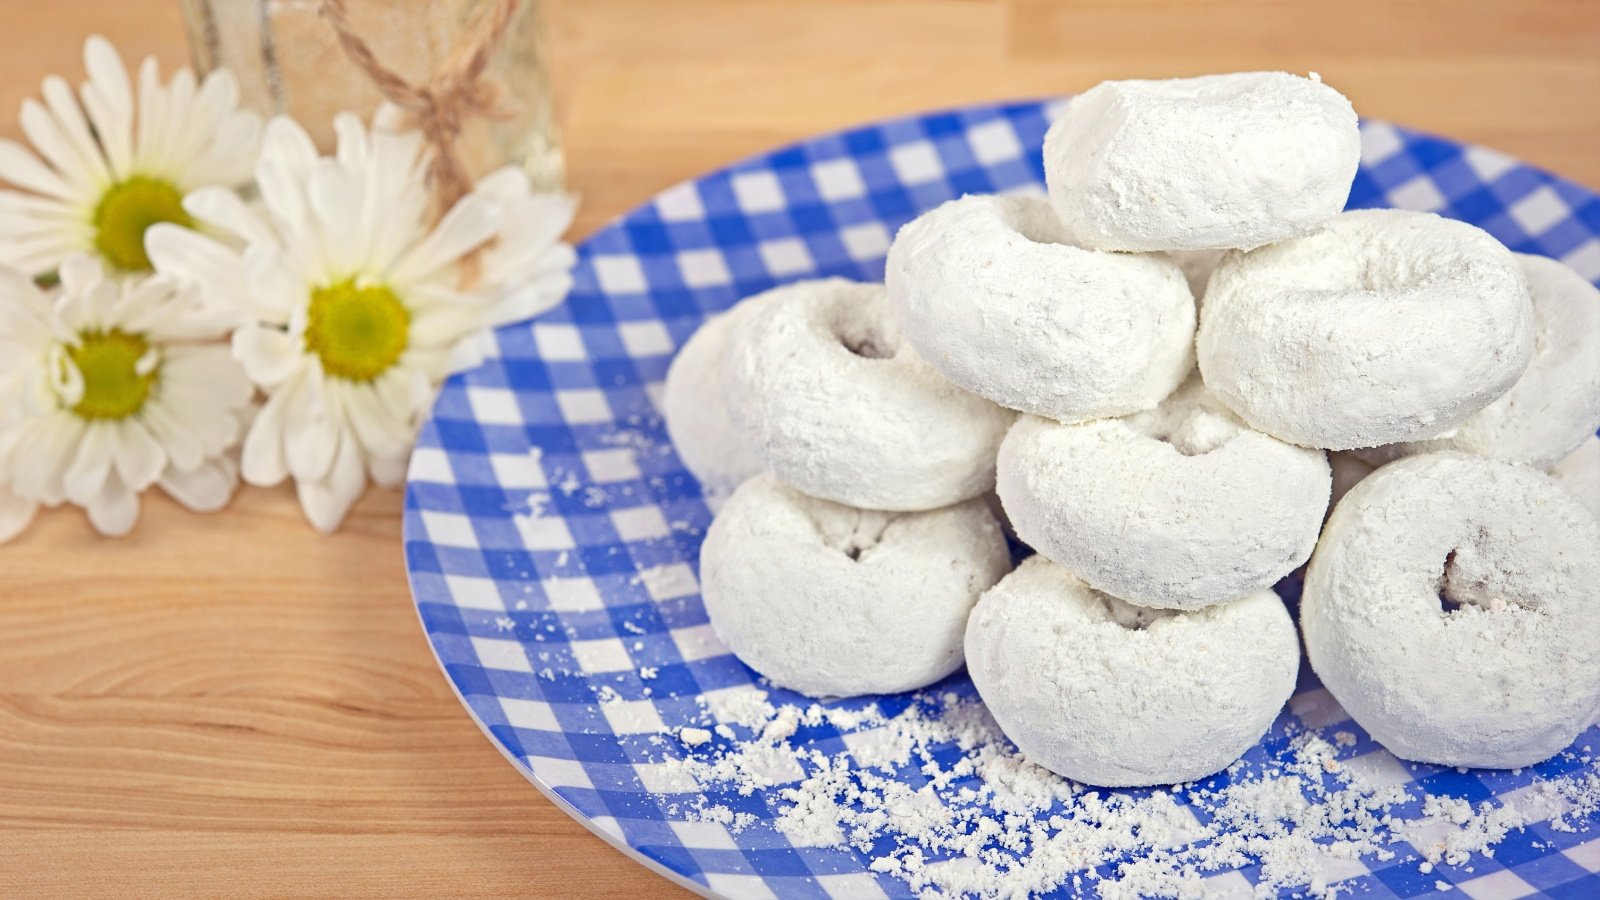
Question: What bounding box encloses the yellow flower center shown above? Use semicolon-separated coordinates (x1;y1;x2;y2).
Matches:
304;279;411;382
68;330;157;420
92;175;194;272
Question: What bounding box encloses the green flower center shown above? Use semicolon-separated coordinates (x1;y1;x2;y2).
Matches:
92;175;194;272
305;279;411;382
68;330;157;420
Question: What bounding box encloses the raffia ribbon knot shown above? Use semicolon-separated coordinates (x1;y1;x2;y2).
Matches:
321;0;520;219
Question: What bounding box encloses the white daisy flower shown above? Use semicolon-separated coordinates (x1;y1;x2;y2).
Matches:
149;114;576;532
0;257;255;541
0;35;260;279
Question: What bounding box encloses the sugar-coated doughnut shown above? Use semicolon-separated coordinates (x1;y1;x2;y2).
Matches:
886;193;1194;423
1355;254;1600;468
996;376;1330;610
724;278;1013;511
1551;436;1600;521
1043;72;1360;252
1199;209;1534;450
1303;453;1600;768
702;474;1011;698
965;556;1300;787
662;299;772;498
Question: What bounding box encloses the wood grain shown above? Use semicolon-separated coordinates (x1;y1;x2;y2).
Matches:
1;1;1597;897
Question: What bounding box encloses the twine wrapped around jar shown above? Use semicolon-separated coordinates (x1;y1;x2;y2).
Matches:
320;0;520;220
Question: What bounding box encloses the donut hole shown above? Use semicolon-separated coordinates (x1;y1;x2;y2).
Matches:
814;509;893;563
1130;408;1239;457
1097;591;1178;631
995;194;1071;246
828;305;896;360
1436;545;1527;616
1292;233;1436;297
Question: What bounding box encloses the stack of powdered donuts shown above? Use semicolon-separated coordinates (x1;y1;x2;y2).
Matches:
662;72;1600;788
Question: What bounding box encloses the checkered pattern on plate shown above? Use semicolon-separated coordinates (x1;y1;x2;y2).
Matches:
404;100;1600;898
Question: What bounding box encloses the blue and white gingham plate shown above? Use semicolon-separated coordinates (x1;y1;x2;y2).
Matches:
403;100;1600;898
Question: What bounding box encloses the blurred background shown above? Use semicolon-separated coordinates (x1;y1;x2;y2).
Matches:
2;1;1596;897
6;1;1594;241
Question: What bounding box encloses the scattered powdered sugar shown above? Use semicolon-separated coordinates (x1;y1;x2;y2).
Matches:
633;564;699;600
653;687;1599;898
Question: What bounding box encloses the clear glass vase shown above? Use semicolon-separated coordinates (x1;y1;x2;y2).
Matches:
179;0;564;192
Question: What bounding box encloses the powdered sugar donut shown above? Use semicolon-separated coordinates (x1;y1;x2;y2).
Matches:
996;376;1330;610
1199;209;1534;449
663;299;773;497
1044;72;1359;252
702;474;1010;698
886;194;1194;422
1551;436;1600;520
725;278;1013;511
1354;254;1600;468
1303;453;1600;768
966;556;1299;787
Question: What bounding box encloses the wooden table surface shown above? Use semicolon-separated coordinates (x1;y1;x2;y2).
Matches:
2;1;1596;897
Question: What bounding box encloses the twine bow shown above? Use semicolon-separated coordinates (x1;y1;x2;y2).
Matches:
320;0;520;220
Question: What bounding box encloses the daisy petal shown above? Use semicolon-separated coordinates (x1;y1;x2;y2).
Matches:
241;378;296;487
0;485;39;544
360;128;430;270
333;113;370;171
189;111;262;187
62;420;116;505
197;66;241;121
388;193;500;285
182;186;276;247
306;160;361;276
256;155;311;240
83;36;132;109
111;418;168;490
0;267;53;328
134;56;168;176
21;93;96;194
57;254;106;297
0;231;93;277
81;35;134;177
472;166;529;201
233;325;304;388
339;380;414;459
14;412;85;503
493;188;579;258
0;138;78;200
294;429;366;533
153;67;199;177
162;343;253;406
86;471;139;537
260;116;318;176
450;333;495;375
158;456;239;513
243;244;305;321
139;399;207;473
284;377;339;482
42;76;111;185
145;224;249;327
0;187;90;224
368;451;409;488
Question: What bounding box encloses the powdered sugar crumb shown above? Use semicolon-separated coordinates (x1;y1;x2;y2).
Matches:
652;692;1600;897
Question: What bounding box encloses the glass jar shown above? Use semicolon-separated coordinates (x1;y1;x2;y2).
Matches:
179;0;564;192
